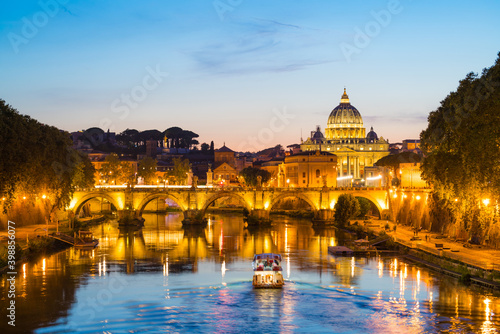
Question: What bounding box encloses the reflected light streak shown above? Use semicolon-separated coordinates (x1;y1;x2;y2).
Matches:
42;258;46;275
417;270;421;292
481;298;494;333
103;258;106;276
23;263;26;279
330;237;336;247
285;228;288;252
221;260;226;278
287;256;290;279
399;269;405;302
163;257;169;277
219;226;224;255
98;262;102;277
429;291;434;314
484;298;491;320
351;257;355;277
378;260;383;278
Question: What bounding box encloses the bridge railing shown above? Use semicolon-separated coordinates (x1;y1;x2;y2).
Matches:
78;185;401;192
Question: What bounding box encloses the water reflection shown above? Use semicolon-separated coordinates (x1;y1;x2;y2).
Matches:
0;213;499;333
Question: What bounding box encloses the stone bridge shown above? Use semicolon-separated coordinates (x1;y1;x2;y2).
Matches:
69;186;431;224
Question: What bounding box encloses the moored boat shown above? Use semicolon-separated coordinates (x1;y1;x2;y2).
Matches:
74;230;99;248
252;253;284;288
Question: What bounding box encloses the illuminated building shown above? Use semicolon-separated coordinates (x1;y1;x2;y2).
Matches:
214;144;237;183
277;151;337;188
301;89;390;179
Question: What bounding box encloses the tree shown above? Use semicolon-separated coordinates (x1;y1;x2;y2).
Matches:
210;141;214;152
200;143;210;152
116;129;140;148
334;194;360;227
168;158;190;185
180;130;199;149
420;53;500;244
239;167;271;187
0;99;95;220
138;157;157;184
72;152;96;189
118;162;135;185
164;127;183;148
375;151;422;172
100;153;122;184
356;197;371;218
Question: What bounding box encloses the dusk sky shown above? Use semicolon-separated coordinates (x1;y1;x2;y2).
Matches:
1;0;499;152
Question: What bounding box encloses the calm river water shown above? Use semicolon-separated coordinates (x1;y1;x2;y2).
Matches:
1;213;499;333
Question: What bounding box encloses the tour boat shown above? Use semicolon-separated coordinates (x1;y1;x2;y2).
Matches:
252;253;284;288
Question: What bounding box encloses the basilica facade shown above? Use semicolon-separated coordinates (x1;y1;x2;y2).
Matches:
300;89;389;181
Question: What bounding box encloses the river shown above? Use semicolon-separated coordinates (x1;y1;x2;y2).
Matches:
1;213;499;333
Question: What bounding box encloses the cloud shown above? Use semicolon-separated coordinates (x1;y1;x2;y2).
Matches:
186;17;341;75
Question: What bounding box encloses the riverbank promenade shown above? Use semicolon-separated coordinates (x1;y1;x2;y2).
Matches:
358;220;500;272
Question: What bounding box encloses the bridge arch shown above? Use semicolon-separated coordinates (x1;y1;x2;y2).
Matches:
200;191;251;215
137;192;188;215
73;192;120;215
268;191;319;212
348;193;383;219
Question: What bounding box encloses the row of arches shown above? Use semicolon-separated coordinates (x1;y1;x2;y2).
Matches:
73;191;381;219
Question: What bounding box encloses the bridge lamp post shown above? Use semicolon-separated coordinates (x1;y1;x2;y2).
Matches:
287;179;290;188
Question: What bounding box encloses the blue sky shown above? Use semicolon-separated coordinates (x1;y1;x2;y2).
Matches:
1;0;499;151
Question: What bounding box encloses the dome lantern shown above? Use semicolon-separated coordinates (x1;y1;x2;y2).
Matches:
325;88;365;140
340;88;349;103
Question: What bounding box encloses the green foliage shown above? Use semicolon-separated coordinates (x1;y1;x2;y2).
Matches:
100;153;121;184
334;194;360;227
420;53;500;244
356;197;371;218
164;127;199;149
27;236;55;256
72;152;96;189
459;273;472;285
200;143;210;152
239;167;271;187
118;162;135;185
168;158;190;185
375;152;422;170
0;243;23;268
138;157;157;184
0;100;95;214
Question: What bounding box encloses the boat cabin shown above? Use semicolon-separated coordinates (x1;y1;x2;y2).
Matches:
253;253;282;271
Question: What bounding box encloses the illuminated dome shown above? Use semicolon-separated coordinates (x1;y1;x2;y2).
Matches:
366;126;378;142
311;126;325;143
325;89;366;139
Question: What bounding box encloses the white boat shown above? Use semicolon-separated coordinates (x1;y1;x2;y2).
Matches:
252;253;284;288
